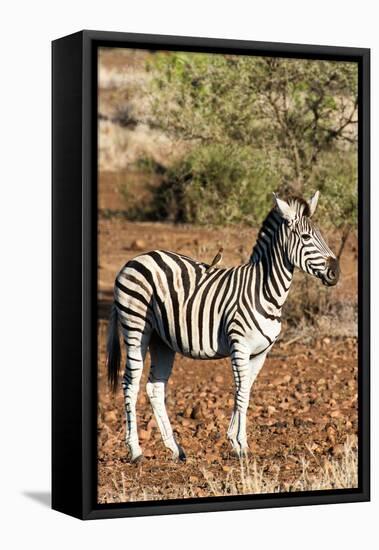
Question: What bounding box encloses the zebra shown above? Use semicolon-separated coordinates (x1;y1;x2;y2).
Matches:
106;192;339;462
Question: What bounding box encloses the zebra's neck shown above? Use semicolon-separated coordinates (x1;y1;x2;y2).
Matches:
249;209;294;310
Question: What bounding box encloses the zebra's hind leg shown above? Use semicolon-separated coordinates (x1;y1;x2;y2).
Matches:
122;340;149;463
227;348;269;458
146;334;185;462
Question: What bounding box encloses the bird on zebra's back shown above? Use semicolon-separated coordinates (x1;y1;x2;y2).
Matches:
106;191;340;463
206;247;224;272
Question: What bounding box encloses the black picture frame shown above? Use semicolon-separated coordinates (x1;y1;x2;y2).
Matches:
52;30;370;520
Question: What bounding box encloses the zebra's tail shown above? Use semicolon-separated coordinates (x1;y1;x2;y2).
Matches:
106;303;121;392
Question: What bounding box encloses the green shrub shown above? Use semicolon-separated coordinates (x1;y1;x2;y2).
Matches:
305;151;357;230
149;52;358;192
148;144;282;225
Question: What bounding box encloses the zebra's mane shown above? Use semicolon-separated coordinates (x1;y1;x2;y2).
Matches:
285;196;310;217
250;208;281;264
250;196;310;264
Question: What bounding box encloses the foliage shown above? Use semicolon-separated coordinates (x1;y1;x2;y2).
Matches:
307;152;357;224
148;53;358;189
126;52;359;247
148;144;280;225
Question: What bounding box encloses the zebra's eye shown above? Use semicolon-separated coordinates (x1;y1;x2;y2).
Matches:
301;233;311;241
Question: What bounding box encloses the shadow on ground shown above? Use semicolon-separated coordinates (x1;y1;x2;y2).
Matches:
23;491;51;508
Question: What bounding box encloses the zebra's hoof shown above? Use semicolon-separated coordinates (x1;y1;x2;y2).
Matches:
229;444;250;460
173;446;186;462
178;449;187;462
131;454;144;464
239;448;251;460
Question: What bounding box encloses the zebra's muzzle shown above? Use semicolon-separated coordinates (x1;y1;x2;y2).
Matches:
320;257;340;287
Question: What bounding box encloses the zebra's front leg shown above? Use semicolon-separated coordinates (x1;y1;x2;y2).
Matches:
228;348;269;457
227;350;250;457
123;344;146;463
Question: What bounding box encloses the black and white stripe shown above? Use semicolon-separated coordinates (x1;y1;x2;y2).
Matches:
107;192;339;461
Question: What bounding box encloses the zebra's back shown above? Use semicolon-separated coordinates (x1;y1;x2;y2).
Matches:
115;250;239;358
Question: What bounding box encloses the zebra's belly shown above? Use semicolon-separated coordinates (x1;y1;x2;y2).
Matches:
178;347;229;360
152;308;229;359
154;327;230;360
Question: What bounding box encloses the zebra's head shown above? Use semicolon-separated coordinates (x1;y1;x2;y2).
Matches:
273;191;340;287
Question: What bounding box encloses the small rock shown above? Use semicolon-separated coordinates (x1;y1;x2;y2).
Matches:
274;421;287;429
263;419;277;427
191;404;204;420
183;405;193;418
139;429;151;441
130;239;146;251
147;417;156;430
215;375;224;384
104;411;117;423
206;453;218;463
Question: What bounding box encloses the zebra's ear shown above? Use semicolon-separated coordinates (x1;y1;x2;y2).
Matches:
308;190;320;217
272;193;296;223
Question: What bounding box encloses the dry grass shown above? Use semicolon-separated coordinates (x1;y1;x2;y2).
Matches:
203;435;358;496
101;436;357;503
98;49;180;173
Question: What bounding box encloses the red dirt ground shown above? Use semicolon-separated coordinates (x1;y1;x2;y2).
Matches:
97;217;358;503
